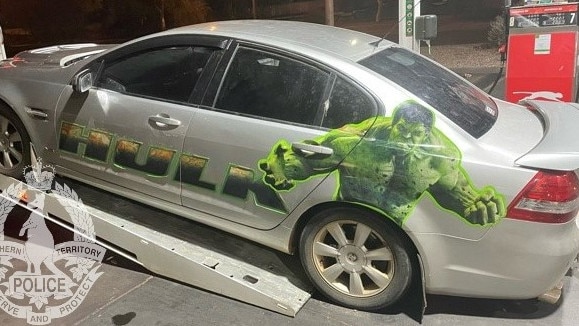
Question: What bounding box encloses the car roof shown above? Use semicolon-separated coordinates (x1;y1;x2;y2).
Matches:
168;20;394;62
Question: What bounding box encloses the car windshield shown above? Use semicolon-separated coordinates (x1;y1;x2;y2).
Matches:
359;47;498;138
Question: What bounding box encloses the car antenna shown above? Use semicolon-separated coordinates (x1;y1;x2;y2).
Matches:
371;0;423;48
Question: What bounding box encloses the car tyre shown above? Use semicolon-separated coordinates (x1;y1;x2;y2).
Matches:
0;104;31;179
300;207;413;310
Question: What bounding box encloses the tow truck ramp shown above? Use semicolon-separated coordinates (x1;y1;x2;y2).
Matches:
0;175;311;317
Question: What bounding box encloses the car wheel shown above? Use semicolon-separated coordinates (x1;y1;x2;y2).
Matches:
300;207;413;310
0;105;31;178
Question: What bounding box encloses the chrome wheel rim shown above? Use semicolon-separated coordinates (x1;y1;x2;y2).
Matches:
312;220;394;297
0;115;24;170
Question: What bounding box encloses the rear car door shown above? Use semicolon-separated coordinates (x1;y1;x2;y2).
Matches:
180;44;378;229
53;36;226;204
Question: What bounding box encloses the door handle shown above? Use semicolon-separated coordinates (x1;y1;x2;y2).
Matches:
25;108;49;120
291;142;333;159
148;114;181;128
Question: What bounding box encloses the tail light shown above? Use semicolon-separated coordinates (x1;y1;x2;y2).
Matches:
507;170;579;223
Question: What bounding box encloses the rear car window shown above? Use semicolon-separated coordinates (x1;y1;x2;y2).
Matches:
359;47;498;138
321;77;376;129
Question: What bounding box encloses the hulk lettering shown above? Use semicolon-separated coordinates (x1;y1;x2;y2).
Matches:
259;101;505;225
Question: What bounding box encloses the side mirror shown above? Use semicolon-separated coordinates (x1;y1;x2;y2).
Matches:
72;69;93;93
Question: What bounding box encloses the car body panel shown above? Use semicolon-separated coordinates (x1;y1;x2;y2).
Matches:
413;214;579;299
516;100;579;170
181;109;334;230
53;87;194;204
170;20;385;62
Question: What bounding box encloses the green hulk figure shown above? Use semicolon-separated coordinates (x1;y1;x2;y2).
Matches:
259;101;505;226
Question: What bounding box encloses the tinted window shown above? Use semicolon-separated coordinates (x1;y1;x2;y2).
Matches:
98;46;213;102
215;47;330;125
359;47;497;138
322;77;376;129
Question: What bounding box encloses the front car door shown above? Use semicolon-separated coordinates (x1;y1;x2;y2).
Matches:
181;44;378;229
51;36;226;204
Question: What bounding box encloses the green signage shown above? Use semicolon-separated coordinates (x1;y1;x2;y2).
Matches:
406;0;414;37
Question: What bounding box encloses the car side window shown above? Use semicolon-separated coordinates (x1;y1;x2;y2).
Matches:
215;47;330;125
322;77;376;129
97;46;214;103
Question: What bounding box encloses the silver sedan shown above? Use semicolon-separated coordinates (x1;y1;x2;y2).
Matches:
0;20;577;311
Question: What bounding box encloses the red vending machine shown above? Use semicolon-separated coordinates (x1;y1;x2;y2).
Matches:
505;2;579;103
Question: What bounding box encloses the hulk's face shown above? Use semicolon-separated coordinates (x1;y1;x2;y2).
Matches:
389;118;429;153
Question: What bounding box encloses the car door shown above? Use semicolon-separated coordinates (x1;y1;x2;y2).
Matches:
180;45;378;229
53;36;225;204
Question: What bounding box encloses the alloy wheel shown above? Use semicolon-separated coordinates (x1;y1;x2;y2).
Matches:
311;219;395;297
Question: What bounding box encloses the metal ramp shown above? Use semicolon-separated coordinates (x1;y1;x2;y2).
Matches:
0;175;311;317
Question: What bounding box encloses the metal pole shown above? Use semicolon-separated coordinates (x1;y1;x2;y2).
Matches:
325;0;334;26
0;24;6;60
252;0;257;19
399;0;420;53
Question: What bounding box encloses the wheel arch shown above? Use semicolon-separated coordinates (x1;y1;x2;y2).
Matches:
0;95;43;155
289;201;422;263
0;96;34;178
292;200;427;310
0;96;19;118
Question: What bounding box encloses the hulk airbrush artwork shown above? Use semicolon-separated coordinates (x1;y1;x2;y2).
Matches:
259;101;506;226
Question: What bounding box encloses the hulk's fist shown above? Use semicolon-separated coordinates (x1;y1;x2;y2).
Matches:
464;188;506;225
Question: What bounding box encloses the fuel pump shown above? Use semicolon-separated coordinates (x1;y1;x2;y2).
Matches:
504;0;579;102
